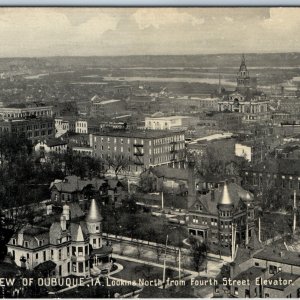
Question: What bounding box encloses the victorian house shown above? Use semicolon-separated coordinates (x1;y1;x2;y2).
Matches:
6;199;112;278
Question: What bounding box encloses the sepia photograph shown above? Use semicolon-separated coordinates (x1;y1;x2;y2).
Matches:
1;6;300;298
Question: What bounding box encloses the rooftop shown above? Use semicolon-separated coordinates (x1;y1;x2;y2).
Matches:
148;165;188;181
264;272;299;291
233;266;266;282
254;247;300;267
248;158;300;176
95;129;184;139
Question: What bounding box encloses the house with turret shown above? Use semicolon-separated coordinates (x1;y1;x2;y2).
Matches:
6;199;112;278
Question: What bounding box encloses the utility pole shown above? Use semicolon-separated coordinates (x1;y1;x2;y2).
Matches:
162;235;168;288
178;248;181;281
293;190;297;235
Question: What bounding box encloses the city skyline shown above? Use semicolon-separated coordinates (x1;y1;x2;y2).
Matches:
0;7;300;57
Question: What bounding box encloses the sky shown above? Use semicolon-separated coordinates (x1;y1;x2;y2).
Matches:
0;7;300;57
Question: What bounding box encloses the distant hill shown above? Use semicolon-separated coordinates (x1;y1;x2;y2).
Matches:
1;53;300;70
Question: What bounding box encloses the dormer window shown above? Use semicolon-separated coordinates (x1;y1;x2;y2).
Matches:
39;240;43;247
24;241;29;248
195;204;202;211
12;238;16;245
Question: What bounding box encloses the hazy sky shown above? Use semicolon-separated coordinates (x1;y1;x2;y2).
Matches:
0;7;300;57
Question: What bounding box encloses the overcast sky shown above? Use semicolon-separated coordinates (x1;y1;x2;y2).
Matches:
0;7;299;57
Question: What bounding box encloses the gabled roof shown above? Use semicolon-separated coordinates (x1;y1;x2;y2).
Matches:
247;231;263;251
50;175;105;193
42;138;68;147
253;247;300;266
149;166;189;181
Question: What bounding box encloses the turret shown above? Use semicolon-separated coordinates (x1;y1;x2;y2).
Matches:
217;182;234;248
86;199;103;249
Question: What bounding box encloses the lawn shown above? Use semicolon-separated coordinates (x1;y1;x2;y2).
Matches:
114;258;178;282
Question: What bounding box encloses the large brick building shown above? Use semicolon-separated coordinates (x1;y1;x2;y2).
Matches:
0;117;55;143
91;129;185;176
0;104;53;119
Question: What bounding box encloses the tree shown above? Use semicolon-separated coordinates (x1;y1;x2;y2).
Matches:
105;154;129;178
189;236;207;272
138;174;157;193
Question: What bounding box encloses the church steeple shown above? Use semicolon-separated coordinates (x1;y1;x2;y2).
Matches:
237;53;250;92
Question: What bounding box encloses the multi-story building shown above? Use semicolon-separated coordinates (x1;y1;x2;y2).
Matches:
187;164;256;256
91;129;185;176
90;98;127;117
242;158;300;199
145;113;197;130
0;104;53;119
34;138;68;156
218;55;270;122
216;245;300;298
0;117;55;143
7;199;112;277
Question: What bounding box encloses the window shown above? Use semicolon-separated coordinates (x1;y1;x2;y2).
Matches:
78;247;83;256
36;253;39;259
24;241;29;248
269;265;278;274
43;251;46;261
234;287;238;296
265;294;269;298
12;238;16;245
255;262;259;266
72;246;76;256
72;262;76;272
78;262;83;273
58;249;62;260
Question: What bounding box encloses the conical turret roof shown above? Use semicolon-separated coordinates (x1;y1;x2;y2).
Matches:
218;182;233;205
86;199;102;223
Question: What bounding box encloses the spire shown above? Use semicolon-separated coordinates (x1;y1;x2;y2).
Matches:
241;53;246;65
218;182;233;205
86;199;102;223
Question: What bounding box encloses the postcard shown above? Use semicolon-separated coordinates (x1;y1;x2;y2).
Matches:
0;7;300;299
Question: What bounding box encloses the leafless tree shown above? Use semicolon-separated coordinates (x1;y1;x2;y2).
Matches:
105;154;130;178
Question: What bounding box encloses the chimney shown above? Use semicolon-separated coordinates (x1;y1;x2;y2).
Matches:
46;204;53;215
63;204;70;221
187;160;196;208
60;215;66;231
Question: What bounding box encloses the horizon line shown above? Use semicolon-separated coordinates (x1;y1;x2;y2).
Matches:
1;51;300;59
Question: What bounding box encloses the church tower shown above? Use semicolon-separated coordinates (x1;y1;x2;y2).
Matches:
217;182;234;248
236;54;251;93
86;199;103;249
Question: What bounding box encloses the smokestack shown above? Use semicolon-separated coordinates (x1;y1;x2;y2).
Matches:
46;204;52;215
293;190;297;234
60;215;66;231
258;217;261;242
63;204;70;221
211;188;215;202
231;223;237;262
187;160;196;208
246;222;249;245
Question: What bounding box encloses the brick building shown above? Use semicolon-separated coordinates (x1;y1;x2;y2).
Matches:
0;117;55;143
187;173;256;256
91;129;185;176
